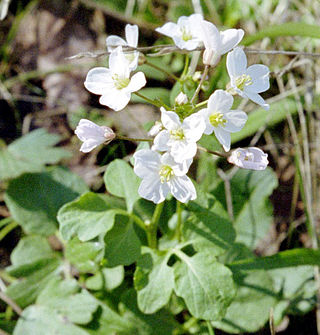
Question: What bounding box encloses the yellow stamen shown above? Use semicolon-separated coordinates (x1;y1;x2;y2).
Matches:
159;165;174;183
181;27;193;41
170;128;185;140
112;74;130;90
235;74;252;90
209;112;227;127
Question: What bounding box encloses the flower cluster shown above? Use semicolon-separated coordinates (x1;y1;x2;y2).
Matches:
75;16;271;204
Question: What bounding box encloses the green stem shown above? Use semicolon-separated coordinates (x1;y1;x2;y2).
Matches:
175;201;183;241
197;145;228;158
206;321;215;335
145;60;179;81
195;99;208;109
147;202;164;249
0;221;18;241
116;135;152;142
181;54;190;79
133;92;162;107
190;65;209;104
114;209;146;231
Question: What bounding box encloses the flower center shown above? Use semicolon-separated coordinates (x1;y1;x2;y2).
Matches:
243;152;254;161
209;112;226;127
170;128;185;140
181;27;193;41
159;165;174;183
235;74;252;90
112;74;130;90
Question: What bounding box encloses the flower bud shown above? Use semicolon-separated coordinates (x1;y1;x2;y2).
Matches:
75;119;115;153
203;48;221;67
227;147;268;170
175;92;188;105
148;121;163;137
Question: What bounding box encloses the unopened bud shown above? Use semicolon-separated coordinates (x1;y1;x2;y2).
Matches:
148;121;163;137
203;48;221;67
175;92;188;105
228;147;268;170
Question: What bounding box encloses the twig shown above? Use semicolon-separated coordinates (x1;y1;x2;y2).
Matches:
191;65;209;104
116;135;152;142
197;145;228;158
217;169;234;221
269;308;276;335
0;291;23;316
67;45;320;60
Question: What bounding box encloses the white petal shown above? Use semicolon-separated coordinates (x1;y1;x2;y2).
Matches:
106;36;127;51
207;89;234;113
219;29;244;55
199;20;221;51
99;89;131;111
223;110;248;133
227;47;247;77
183;112;205;142
214;127;231;151
243;91;269;110
228;147;268;170
155;22;180;39
188;14;205;39
170;141;197;163
126;72;146;93
84;67;114;95
161;109;181;130
169;176;196;203
125;24;139;47
133;149;161;178
152;130;170;152
173;37;200;50
75;119;105;141
138;175;169;204
127;52;140;71
109;46;130;78
246;64;270;93
80;139;104;153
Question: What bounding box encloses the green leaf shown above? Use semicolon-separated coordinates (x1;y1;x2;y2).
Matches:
5;236;62;307
212;270;277;333
13;278;98;335
243;22;320;46
58;192;123;241
134;247;174;314
65;237;103;273
131;87;171;106
174;251;236;320
231;98;297;143
4;167;88;236
212;168;278;249
104;215;141;266
0;128;70;180
104;159;140;212
86;266;124;291
228;248;320;272
6;236;57;277
269;266;316;322
6;259;61;308
184;196;236;256
120;289;179;335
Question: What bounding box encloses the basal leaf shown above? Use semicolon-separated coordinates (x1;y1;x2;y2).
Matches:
5;167;88;236
58;192;123;241
104;215;141;266
174;252;236;320
0;128;70;180
134;247;174;314
104;159;140;212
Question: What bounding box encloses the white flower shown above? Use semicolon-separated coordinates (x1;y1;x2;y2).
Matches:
133;149;196;204
175;92;188;105
84;46;146;111
198;90;247;152
200;21;244;67
0;0;11;20
226;47;270;111
155;14;204;50
152;107;205;163
228;147;269;170
148;121;163;137
106;24;139;71
75;119;115;153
